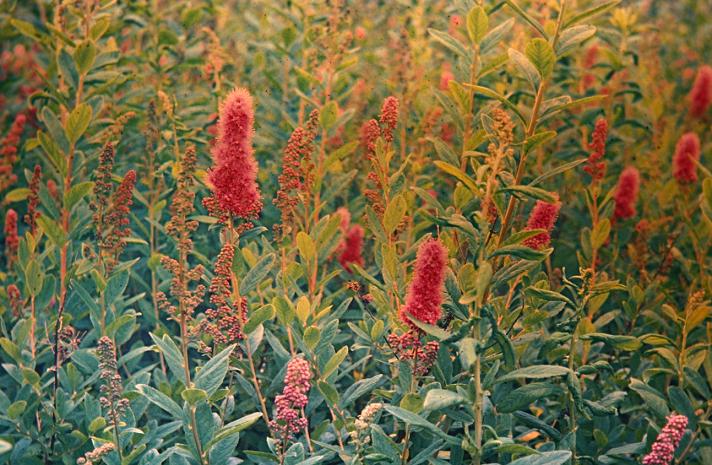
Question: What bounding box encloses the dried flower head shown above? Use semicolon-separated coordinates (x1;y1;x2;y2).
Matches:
100;170;136;272
77;442;115;465
379;96;399;144
96;336;129;427
613;166;640;220
25;165;41;233
208;87;262;220
203;242;247;348
672;132;701;184
387;330;439;376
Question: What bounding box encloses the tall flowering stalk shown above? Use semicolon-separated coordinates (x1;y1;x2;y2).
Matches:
364;96;400;216
96;336;128;461
205;87;262;223
0;112;26;192
269;356;312;459
25;165;41;234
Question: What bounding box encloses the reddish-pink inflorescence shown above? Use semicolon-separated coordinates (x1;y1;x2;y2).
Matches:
688;65;712;118
25;165;41;233
208;88;262;220
360;119;380;154
4;208;19;265
270;356;312;443
339;225;365;272
0;112;27;192
399;238;447;327
642;414;688;465
379;96;399;144
204;242;247;347
613;166;640;221
672;132;701;184
584;117;608;182
523;197;561;250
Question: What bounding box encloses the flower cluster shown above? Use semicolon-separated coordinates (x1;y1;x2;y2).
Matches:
523;197;561;250
96;336;129;426
335;207;364;272
398;238;447;327
363;96;400;215
207;87;262;221
672;132;701;184
76;442;115;465
688;65;712;118
270;356;311;446
387;330;439;376
4;209;19;266
613;166;640;221
100;170;136;272
583;117;608;182
274;109;319;232
25;165;41;233
0;112;27;192
642;414;688;465
202;242;247;348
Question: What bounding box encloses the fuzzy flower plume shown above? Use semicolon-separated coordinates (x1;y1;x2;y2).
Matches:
270;356;312;447
100;170;136;271
96;336;129;427
0;112;27;192
523;197;561;250
4;209;19;265
672;132;701;184
379;96;399;144
642;414;688;465
613;167;640;220
207;87;262;220
688;65;712;118
399;238;447;327
339;225;365;272
359;119;380;153
584;117;608;182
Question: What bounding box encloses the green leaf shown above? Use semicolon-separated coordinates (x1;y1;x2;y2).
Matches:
508;451;571;465
317;380;340;405
296;232;316;262
581;333;641;351
629;378;669;418
564;0;621;28
0;338;21;363
240;253;275;295
489;245;552;261
433;161;479;195
591;218;611;250
65;104;92;145
383;405;458;444
525;38;556;79
304;326;320;351
322;346;348;379
529;158;586;186
64;181;94;210
181;388;208;405
10;19;40;39
504;0;548;38
508;48;540;88
25;260;44;297
74;41;96;75
205;412;262;450
37;214;66;246
464;84;527;126
427;28;469;58
383;194;407;236
498;185;558;203
498;383;564;413
319;101;338;130
466;6;488;44
481;18;515;54
525;286;574;307
4;188;31;203
195;344;235;395
8;400;26;419
244;304;274;335
150;333;187;385
497;365;570;384
557;25;597;55
136;384;184;419
104;270;129;305
423;389;467;411
523;130;557;154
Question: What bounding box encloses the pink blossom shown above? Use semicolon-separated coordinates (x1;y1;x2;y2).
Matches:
399;238;447;327
672;132;701;184
613;167;640;220
523;197;561;249
688;65;712;118
642;414;688;465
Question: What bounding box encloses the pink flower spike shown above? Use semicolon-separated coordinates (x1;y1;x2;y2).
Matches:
613;166;640;221
523;197;561;250
672;132;701;184
642;414;688;465
689;65;712;118
399;238;447;327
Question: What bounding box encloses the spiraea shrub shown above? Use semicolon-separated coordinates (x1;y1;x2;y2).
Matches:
0;1;711;464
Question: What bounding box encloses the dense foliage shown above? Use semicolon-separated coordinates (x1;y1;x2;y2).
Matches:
0;1;711;464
